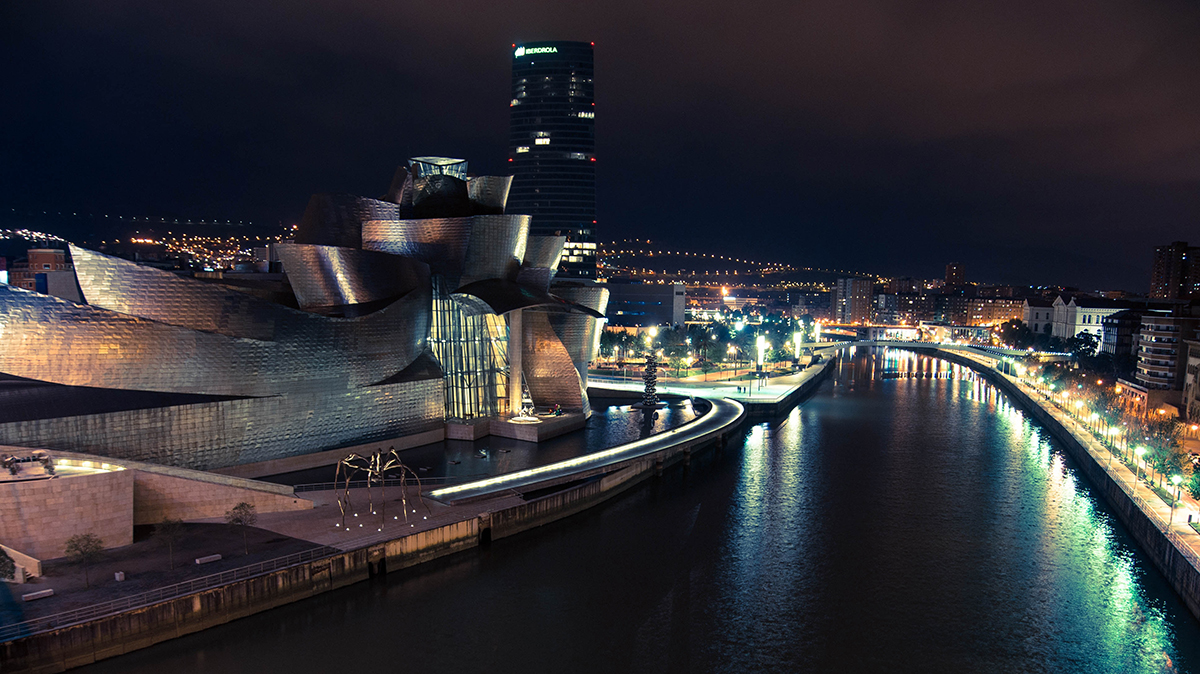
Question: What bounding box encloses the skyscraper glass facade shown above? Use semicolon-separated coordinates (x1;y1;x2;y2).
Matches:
508;41;596;279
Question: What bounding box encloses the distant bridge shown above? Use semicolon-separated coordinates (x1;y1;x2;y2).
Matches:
803;340;1070;363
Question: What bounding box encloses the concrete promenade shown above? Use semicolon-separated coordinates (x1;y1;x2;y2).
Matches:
211;397;744;548
590;351;837;413
429;397;744;503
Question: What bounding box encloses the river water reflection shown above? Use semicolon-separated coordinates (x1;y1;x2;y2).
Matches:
80;348;1200;673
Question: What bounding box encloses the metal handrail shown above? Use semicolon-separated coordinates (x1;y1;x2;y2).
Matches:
293;474;484;493
0;545;339;643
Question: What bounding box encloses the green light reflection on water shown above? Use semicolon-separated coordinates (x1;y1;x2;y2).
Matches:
723;349;1184;672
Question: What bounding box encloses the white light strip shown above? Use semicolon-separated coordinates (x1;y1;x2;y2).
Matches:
429;399;743;499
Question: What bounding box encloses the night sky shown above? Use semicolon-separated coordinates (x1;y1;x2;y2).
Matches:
4;0;1200;291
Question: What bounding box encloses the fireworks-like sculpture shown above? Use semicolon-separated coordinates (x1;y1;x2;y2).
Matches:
334;447;427;531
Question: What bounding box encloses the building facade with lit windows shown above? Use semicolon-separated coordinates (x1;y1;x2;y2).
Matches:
0;156;608;471
508;41;597;279
833;277;873;324
1149;241;1200;300
1134;314;1200;392
1050;296;1132;340
605;281;685;327
1182;339;1200;421
1023;298;1054;335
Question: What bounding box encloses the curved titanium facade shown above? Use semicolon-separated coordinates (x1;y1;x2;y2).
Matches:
295;194;402;249
274;243;428;312
521;310;585;412
0;378;443;469
526;283;608;407
361;214;530;288
73;245;297;340
523;235;566;271
509;41;596;279
451;278;602;317
547;283;609;370
0;282;430;397
467;176;513;215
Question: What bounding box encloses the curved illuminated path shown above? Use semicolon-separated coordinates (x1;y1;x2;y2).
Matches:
429;397;745;503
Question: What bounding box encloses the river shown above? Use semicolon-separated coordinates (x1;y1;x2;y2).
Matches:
79;348;1200;673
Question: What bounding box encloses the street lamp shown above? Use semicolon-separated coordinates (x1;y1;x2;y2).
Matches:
1134;446;1147;482
1171;474;1184;525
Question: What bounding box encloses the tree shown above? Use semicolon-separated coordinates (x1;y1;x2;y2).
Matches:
1143;415;1184;486
1066;332;1098;360
225;502;258;555
155;517;185;570
767;348;789;363
1187;472;1200;501
65;533;104;589
0;548;15;581
668;356;688;378
997;319;1033;350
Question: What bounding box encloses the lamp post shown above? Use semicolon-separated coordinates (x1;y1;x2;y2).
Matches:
1134;446;1147;482
756;335;768;394
1171;474;1183;525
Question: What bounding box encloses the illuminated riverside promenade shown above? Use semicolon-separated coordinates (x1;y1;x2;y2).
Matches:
58;348;1200;673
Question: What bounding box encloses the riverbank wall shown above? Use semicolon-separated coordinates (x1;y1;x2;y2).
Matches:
743;358;836;419
910;346;1200;623
1;400;747;673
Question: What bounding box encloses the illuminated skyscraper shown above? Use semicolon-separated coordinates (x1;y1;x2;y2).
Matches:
508;41;596;279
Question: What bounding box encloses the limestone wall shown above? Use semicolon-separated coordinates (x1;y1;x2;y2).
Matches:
0;470;133;560
132;471;309;525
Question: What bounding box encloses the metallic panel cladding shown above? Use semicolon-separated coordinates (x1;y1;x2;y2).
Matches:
274;243;428;311
294;194;403;249
523;235;566;270
521;309;586;412
467;175;513;214
0;378;444;471
361;214;531;288
538;283;609;397
71;244;282;340
0;282;430;397
0;157;604;469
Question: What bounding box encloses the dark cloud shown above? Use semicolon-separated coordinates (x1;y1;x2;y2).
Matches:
4;0;1199;289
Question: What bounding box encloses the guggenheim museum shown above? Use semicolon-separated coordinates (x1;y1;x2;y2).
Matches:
0;156;608;471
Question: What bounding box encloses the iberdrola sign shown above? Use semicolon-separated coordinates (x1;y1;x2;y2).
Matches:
514;46;558;58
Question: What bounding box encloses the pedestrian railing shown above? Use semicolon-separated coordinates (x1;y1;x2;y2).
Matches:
293;474;483;493
0;545;339;643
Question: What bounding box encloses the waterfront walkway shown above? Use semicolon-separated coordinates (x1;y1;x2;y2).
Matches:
192;398;744;548
590;350;837;407
1009;374;1200;567
428;397;744;502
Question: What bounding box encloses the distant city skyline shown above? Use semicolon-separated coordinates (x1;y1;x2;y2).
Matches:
6;0;1200;290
